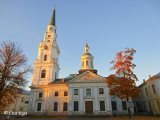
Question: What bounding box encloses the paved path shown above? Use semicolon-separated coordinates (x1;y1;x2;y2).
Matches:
9;116;160;120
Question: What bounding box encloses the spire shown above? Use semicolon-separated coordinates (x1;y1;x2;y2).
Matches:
85;42;89;47
49;8;56;26
85;42;89;53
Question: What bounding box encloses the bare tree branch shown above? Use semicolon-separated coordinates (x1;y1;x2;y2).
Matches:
0;41;31;115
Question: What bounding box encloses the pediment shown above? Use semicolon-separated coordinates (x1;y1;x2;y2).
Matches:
69;71;105;83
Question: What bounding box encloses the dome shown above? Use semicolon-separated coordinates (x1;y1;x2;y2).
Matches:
82;53;92;56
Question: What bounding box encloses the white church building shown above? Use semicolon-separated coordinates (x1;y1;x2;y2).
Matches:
29;9;128;116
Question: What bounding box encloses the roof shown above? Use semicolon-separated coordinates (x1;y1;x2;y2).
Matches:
138;82;146;88
47;69;104;84
18;89;30;95
48;74;78;84
48;79;66;84
79;69;97;74
155;72;160;78
68;70;106;83
82;53;93;56
139;72;160;86
49;8;56;26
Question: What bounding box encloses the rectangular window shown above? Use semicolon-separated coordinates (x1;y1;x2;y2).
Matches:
152;84;156;94
21;97;25;102
64;91;68;96
141;89;143;97
91;61;93;68
55;72;57;79
143;102;146;112
53;102;58;111
122;101;127;110
148;102;152;112
37;103;41;111
86;88;91;96
145;88;148;96
74;101;79;111
55;91;58;96
74;89;78;95
99;88;104;94
111;101;117;110
39;93;43;98
100;101;105;111
25;101;29;104
157;101;160;111
63;102;68;111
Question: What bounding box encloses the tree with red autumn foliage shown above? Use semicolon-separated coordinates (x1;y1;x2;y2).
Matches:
106;48;140;115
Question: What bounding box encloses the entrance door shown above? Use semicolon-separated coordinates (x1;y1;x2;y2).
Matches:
85;101;93;114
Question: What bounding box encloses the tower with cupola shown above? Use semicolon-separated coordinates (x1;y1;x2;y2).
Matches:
32;9;60;86
79;43;97;74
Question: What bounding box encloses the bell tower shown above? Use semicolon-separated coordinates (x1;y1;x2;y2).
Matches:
81;43;94;70
32;8;60;86
79;43;97;74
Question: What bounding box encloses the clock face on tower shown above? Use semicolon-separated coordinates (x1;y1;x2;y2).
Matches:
44;45;48;50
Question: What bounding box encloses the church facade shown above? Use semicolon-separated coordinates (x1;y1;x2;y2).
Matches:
29;9;128;116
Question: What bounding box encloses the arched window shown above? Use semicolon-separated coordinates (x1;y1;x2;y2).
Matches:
82;61;84;66
44;55;47;61
86;60;88;66
41;70;46;78
55;72;57;79
86;49;88;53
91;61;93;68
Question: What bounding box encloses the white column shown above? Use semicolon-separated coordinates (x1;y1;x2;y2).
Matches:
68;87;73;112
105;88;112;111
37;67;41;85
94;87;99;112
79;88;84;112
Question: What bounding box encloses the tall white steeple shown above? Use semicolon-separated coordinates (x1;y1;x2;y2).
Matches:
32;8;60;86
43;8;57;43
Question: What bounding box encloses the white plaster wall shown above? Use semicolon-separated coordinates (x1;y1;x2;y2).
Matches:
30;84;68;115
68;82;112;115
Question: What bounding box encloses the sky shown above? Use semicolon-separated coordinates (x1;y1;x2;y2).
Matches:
0;0;160;89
